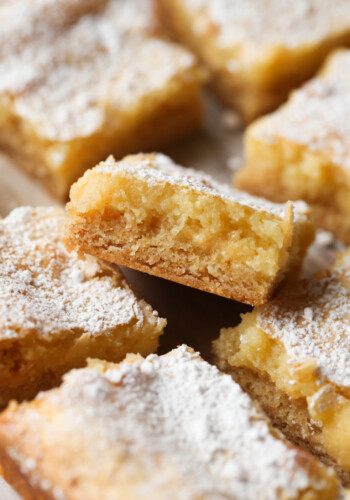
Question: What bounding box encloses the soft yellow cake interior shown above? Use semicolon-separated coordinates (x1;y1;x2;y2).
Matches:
70;167;291;279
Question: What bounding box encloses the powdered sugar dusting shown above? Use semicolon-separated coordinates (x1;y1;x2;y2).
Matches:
0;0;198;142
184;0;350;51
0;206;159;340
9;346;331;499
251;50;350;169
96;153;305;220
258;252;350;387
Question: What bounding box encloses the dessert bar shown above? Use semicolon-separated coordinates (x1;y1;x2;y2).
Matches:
0;346;340;500
215;249;350;485
65;153;314;306
236;49;350;243
0;206;165;409
156;0;350;123
0;0;204;198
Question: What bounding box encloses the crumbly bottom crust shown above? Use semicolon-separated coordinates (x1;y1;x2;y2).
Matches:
310;204;350;245
65;219;279;306
0;370;62;413
220;363;350;486
0;446;52;500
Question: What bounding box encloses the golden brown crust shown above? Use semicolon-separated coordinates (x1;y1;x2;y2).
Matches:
64;235;275;306
310;204;350;245
0;371;62;413
0;447;53;500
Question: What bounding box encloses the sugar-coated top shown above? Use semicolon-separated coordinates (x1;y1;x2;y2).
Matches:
0;206;161;340
250;50;350;169
183;0;350;52
258;250;350;388
0;0;198;142
2;346;334;500
96;153;307;220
